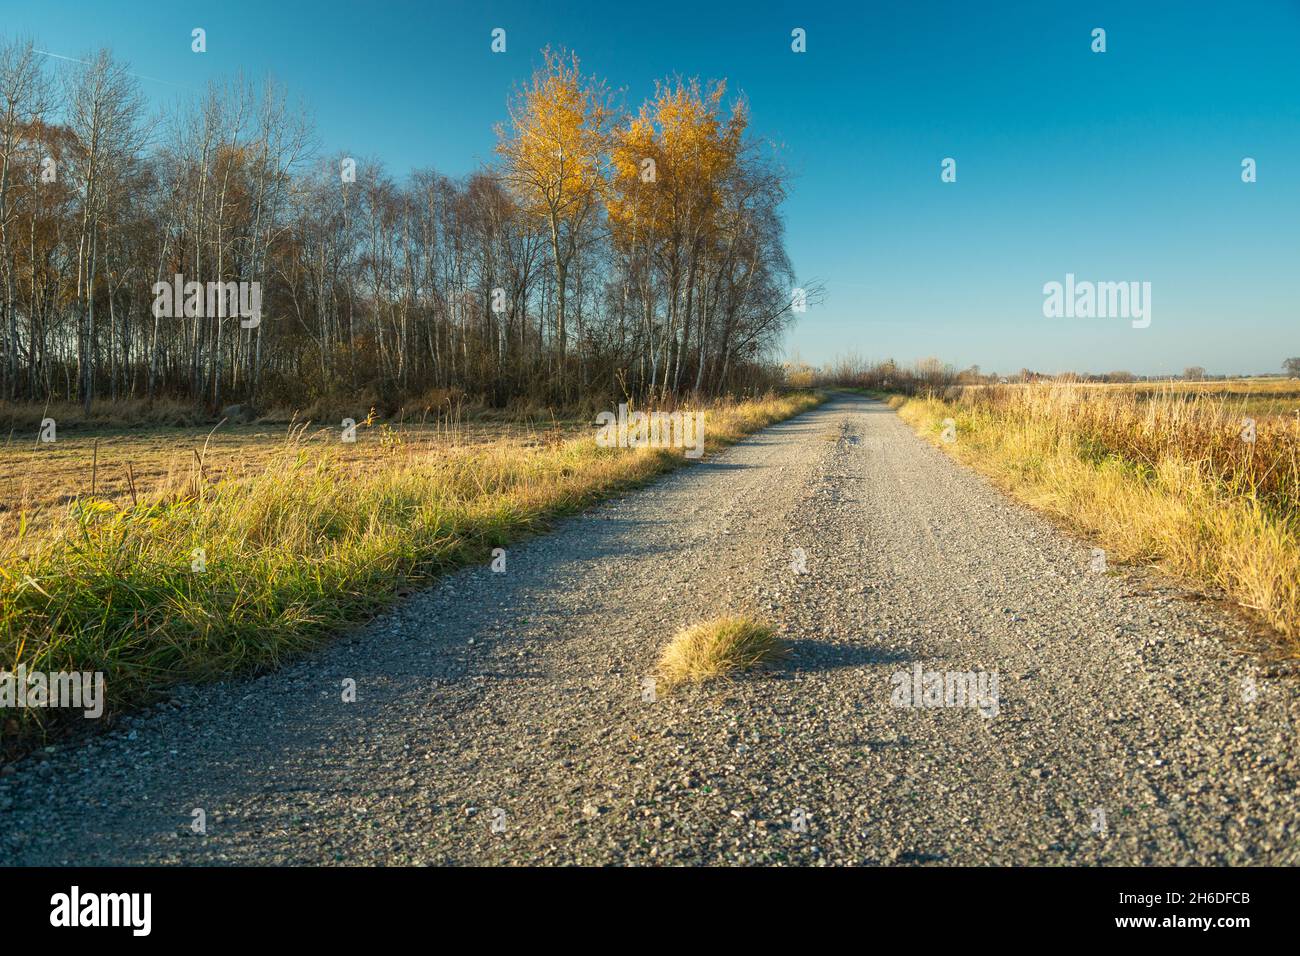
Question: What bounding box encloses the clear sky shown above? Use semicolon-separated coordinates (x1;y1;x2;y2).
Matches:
7;0;1298;376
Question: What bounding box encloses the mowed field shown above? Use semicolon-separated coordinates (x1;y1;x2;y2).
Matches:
0;413;583;541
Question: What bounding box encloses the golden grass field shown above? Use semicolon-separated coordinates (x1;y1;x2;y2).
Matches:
0;391;824;745
1045;377;1300;419
1;413;584;540
894;378;1300;649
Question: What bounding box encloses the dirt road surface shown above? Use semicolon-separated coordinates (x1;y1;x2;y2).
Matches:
2;394;1296;865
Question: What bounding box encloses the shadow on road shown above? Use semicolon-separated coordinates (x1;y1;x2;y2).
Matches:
780;639;909;674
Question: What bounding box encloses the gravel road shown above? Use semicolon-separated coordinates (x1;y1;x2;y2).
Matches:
2;393;1297;865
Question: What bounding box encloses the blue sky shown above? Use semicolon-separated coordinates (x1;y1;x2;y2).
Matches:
8;0;1299;376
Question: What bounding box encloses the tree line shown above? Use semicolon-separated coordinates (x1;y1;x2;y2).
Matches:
813;355;1300;393
0;41;807;414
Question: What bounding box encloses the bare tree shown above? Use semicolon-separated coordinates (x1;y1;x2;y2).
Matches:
0;37;51;398
63;48;146;412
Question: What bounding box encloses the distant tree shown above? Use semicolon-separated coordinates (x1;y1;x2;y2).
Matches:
1184;366;1206;381
1284;357;1300;378
1107;370;1136;383
914;356;954;389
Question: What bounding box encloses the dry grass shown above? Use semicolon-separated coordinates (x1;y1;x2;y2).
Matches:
0;396;209;432
0;391;823;745
894;382;1300;646
0;413;587;541
655;615;788;689
973;378;1300;436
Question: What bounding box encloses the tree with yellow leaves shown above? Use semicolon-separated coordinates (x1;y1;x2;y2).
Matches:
608;77;746;396
496;49;614;392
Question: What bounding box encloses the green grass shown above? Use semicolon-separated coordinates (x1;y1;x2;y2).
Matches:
1;391;824;745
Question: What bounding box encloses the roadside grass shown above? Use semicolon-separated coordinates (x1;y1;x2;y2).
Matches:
1;391;823;745
655;615;787;689
891;384;1300;646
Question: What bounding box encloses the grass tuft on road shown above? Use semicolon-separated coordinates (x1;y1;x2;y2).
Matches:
656;614;787;688
1;391;823;744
